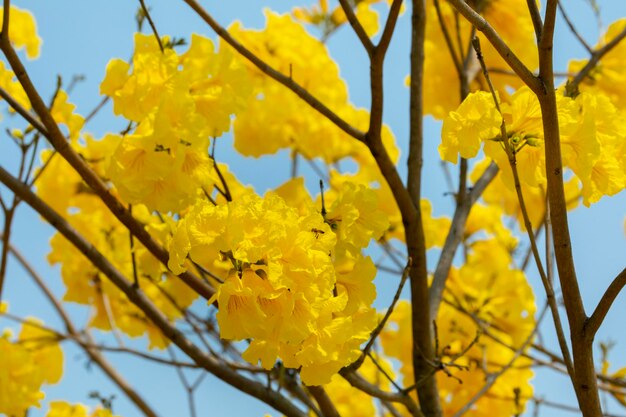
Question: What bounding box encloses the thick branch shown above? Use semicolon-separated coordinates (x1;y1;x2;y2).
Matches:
0;165;307;417
538;2;602;416
405;1;441;416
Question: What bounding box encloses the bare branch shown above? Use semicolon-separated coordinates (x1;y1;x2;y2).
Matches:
138;0;164;53
346;259;411;372
472;36;575;380
557;0;592;54
566;25;626;96
307;386;341;417
451;303;548;417
526;0;543;41
428;162;498;319
338;0;374;54
339;371;423;417
586;268;626;337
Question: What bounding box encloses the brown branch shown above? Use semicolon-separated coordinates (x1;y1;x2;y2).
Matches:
0;165;307;417
0;43;214;301
307;386;341;417
445;0;542;93
181;0;365;141
451;303;548;417
377;0;403;54
346;259;411;372
433;0;463;76
586;267;626;337
338;0;374;54
138;0;164;53
1;0;10;39
428;162;498;319
539;2;603;415
557;0;592;54
5;237;160;417
566;25;626;96
526;0;543;41
0;88;45;133
339;371;423;417
404;1;442;415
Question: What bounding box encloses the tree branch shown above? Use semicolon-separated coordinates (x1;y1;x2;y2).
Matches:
307;386;341;417
538;2;602;415
526;0;543;42
566;25;626;96
586;267;626;337
339;371;423;417
338;0;374;54
428;162;498;319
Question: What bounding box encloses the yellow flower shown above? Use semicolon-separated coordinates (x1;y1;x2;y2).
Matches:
45;401;122;417
51;90;85;141
0;320;65;416
439;91;501;164
0;5;42;59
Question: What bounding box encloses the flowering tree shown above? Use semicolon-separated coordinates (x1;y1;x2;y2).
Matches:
0;1;625;417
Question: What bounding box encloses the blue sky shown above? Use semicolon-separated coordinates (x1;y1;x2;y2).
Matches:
1;1;625;416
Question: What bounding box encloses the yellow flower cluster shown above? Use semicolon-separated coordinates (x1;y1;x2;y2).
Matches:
381;239;536;416
0;319;64;416
168;186;388;385
100;33;252;212
45;401;120;417
231;11;400;165
441;87;626;206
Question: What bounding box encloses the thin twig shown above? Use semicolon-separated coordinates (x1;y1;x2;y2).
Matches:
586;267;626;337
472;36;575;380
566;25;626;95
451;303;548;417
138;0;164;53
557;0;592;53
